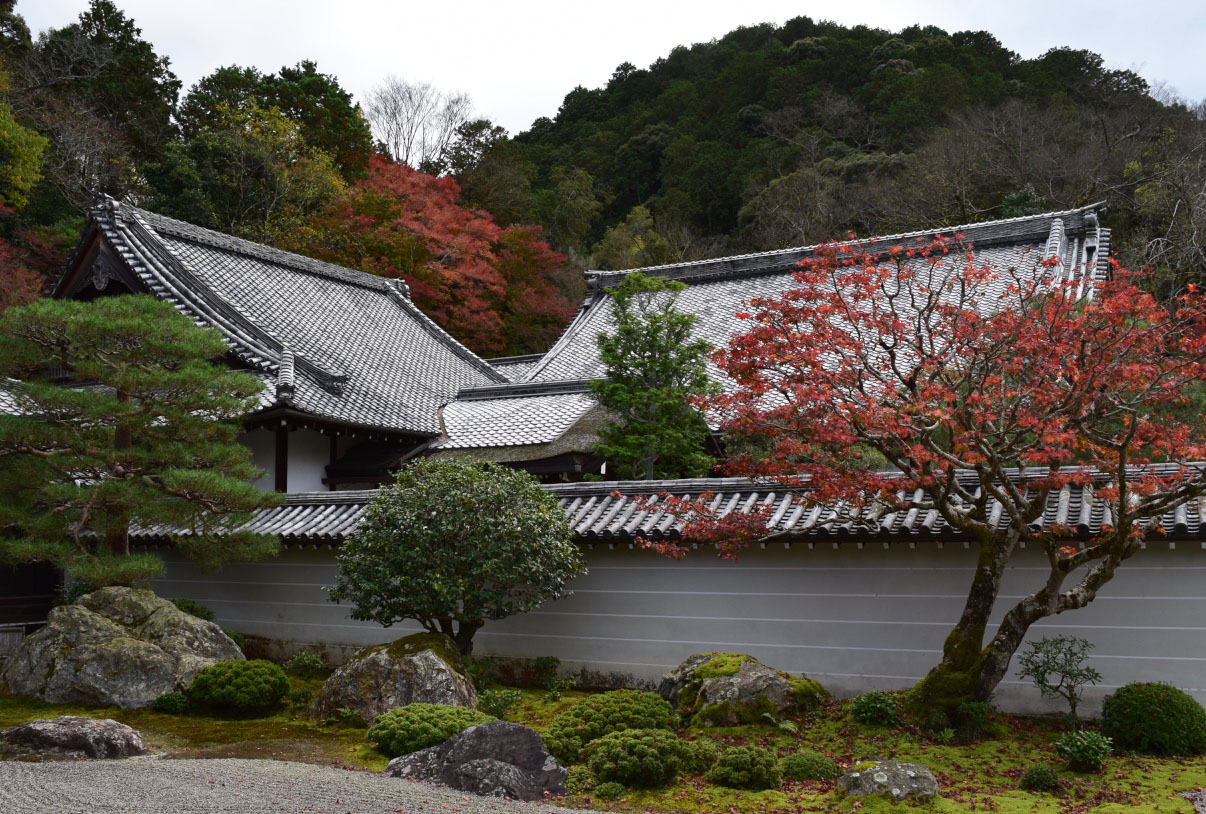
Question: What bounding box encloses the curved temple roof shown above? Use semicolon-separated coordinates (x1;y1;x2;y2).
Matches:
435;204;1110;452
55;198;505;436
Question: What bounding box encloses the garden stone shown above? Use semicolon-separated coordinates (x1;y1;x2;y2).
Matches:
1;716;145;758
316;632;475;726
0;587;242;708
384;721;567;800
658;652;827;726
838;759;939;800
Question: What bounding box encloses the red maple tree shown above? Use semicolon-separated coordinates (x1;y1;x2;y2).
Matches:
284;154;573;355
648;235;1206;711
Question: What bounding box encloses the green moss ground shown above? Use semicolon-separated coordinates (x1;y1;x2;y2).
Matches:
551;698;1206;814
2;681;1203;813
0;672;389;771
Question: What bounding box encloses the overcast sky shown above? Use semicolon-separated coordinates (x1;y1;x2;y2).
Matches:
17;0;1206;135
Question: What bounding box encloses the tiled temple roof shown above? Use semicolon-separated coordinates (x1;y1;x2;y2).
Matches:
436;205;1110;452
130;465;1206;546
55;198;505;436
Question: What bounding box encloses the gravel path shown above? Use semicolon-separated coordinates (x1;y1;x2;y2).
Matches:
0;756;606;814
1182;789;1206;814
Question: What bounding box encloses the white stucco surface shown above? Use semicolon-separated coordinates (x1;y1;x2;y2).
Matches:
153;542;1206;716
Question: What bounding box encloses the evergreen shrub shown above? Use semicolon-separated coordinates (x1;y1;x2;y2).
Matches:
585;728;692;788
851;691;899;726
544;690;674;764
1019;765;1061;792
705;745;781;790
1056;730;1112;772
367;703;494;757
594;781;626;800
282;651;326;678
151;691;188;714
188;659;289;714
779;750;840;781
477;688;521;719
1101;682;1206;756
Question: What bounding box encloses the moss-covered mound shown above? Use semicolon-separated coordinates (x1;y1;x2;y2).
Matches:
657;652;828;727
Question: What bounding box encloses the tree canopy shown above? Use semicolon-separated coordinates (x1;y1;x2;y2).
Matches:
648;238;1206;713
328;457;586;656
0;295;280;587
591;272;715;479
282;154;575;355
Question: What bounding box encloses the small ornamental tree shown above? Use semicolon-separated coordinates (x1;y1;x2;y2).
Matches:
591;272;716;480
1016;635;1102;725
328;457;585;656
644;236;1206;713
0;295;280;587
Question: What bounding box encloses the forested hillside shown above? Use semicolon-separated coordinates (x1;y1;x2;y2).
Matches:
1;2;1203;350
458;19;1204;289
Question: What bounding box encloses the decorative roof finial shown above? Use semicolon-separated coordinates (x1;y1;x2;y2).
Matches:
276;346;296;404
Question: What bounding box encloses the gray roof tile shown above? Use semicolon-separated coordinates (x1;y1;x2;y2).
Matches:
64;199;505;435
438;205;1109;449
437;382;597;449
129;465;1206;544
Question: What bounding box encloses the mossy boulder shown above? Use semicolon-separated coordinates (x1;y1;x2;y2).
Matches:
658;652;827;727
0;587;243;708
315;632;476;726
837;759;938;800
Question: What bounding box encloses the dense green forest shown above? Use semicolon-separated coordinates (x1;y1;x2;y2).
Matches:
1;1;1203;353
476;19;1204;284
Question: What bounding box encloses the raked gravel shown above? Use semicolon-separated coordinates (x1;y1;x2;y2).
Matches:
0;755;609;814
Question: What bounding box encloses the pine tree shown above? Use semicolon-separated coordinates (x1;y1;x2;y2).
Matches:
0;295;280;587
591;272;715;480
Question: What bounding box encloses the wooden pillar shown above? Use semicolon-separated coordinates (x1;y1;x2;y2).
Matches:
275;421;288;492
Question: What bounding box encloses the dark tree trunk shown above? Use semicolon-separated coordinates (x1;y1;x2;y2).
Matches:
909;529;1017;714
435;617;483;657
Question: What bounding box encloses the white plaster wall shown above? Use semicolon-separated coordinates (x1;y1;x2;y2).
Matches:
153;542;1206;715
287;430;329;493
236;428;329;493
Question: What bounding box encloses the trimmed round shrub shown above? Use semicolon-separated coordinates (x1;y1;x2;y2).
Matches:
1056;730;1112;773
151;691;188;714
779;750;840;781
594;781;626;800
544;690;674;764
705;745;781;790
1101;682;1206;756
188;659;289;715
282;651;326;678
170;597;215;621
1019;765;1061;792
585;728;693;788
368;703;495;758
851;690;899;726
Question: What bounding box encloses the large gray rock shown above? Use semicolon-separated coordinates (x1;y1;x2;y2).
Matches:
0;587;242;709
384;721;567;801
1;716;145;758
837;760;939;801
658;652;828;727
316;633;476;726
